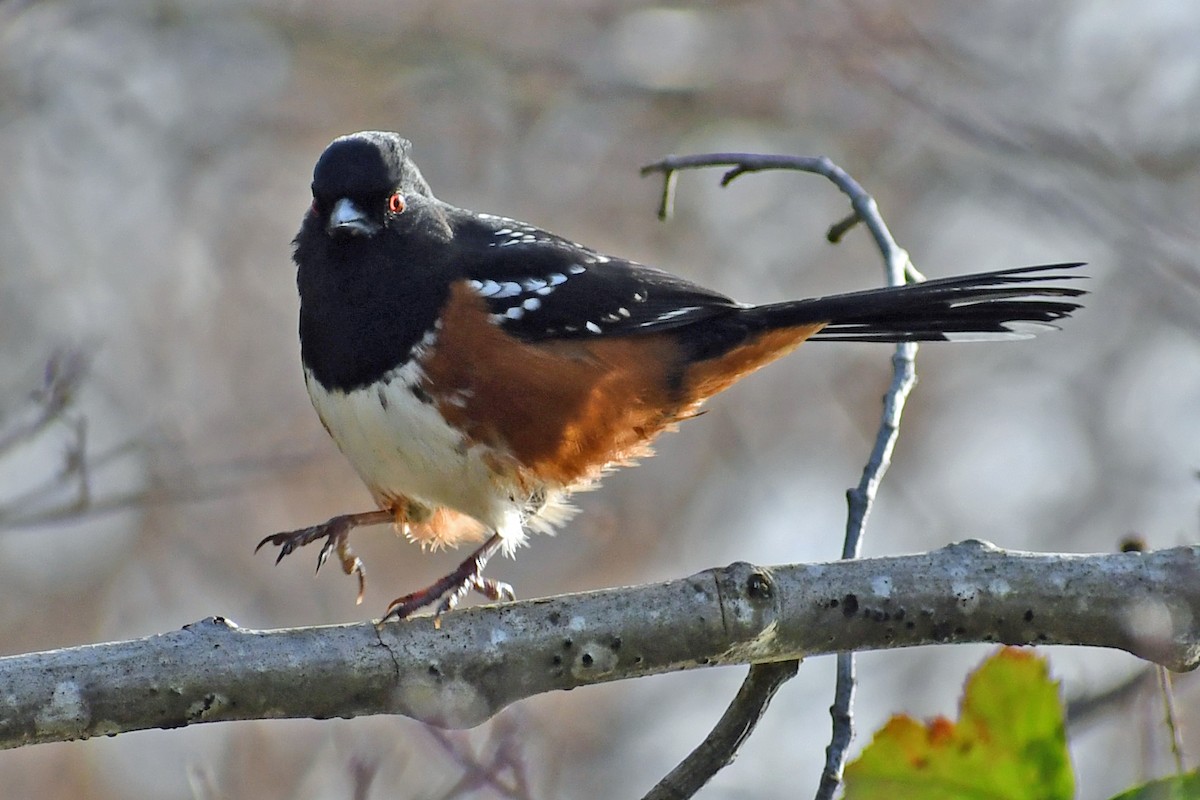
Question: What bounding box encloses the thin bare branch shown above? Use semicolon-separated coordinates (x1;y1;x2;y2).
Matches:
640;151;921;800
641;154;925;283
1158;666;1188;773
1066;668;1155;731
641;660;799;800
0;348;91;456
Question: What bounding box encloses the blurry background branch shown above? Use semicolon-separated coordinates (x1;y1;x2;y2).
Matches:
3;543;1198;751
0;350;312;532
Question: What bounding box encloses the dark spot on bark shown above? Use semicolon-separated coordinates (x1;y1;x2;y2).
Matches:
548;611;562;625
931;622;952;641
1024;609;1035;623
747;572;772;600
842;594;859;617
581;652;594;667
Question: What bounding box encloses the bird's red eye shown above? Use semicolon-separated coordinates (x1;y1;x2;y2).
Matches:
388;193;405;214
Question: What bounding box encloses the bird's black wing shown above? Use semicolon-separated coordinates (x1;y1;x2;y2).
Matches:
452;212;741;341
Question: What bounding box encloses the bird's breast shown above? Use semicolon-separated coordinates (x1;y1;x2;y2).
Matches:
303;349;522;532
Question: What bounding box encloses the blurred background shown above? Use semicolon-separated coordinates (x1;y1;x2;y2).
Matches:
1;1;1198;798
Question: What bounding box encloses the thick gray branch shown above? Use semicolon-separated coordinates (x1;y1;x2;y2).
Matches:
3;541;1198;750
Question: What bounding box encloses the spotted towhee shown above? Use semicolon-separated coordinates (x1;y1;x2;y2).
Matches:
258;131;1084;622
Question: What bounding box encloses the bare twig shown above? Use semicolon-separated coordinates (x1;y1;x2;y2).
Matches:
642;660;799;800
4;544;1198;750
0;348;92;456
827;186;915;800
0;350;324;537
1158;666;1188;773
348;755;381;800
0;448;310;531
640;154;925;283
424;716;533;800
1066;668;1155;731
640;152;921;800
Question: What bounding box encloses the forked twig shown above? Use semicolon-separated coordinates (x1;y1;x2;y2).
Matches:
639;153;920;800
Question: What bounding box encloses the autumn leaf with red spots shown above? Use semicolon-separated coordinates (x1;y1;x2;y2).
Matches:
844;648;1073;800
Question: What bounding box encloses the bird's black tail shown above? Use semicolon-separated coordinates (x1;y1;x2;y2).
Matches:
742;263;1086;342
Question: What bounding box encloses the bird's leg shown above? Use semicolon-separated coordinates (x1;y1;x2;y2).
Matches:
381;532;514;624
256;509;393;604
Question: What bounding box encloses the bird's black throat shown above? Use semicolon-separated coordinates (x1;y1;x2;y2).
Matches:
296;223;451;392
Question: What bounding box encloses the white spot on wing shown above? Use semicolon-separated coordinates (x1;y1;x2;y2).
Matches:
585;321;602;334
522;297;542;311
547;273;568;286
568;264;586;275
654;306;701;322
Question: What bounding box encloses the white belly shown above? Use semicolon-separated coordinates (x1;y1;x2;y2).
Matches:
304;364;516;532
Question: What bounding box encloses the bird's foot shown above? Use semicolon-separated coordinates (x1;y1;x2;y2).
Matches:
256;509;392;604
381;532;513;624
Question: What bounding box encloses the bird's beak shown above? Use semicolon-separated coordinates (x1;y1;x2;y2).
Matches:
326;198;379;238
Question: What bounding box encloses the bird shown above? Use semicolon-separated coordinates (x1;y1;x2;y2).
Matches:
257;130;1085;623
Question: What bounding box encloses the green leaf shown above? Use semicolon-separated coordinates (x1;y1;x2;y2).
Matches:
844;647;1073;800
1108;771;1200;800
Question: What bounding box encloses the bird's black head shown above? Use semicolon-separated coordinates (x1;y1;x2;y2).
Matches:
308;131;437;239
296;132;455;391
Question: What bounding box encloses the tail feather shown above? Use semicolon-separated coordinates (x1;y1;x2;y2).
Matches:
743;263;1086;343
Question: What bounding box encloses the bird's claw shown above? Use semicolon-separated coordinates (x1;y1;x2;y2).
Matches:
381;542;513;625
257;514;370;604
